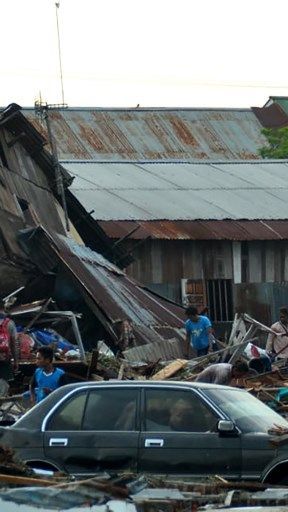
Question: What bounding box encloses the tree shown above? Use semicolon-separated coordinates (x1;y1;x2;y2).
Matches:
259;127;288;159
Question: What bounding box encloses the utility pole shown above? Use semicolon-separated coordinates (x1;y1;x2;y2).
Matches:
33;3;69;230
35;101;70;232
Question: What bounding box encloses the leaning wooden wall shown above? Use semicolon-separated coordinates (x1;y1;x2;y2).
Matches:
0;129;66;234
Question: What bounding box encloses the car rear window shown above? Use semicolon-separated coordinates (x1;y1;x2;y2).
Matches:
46;392;87;431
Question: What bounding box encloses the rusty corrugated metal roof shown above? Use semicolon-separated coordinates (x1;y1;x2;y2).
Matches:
64;160;288;221
252;103;288;128
21;107;266;161
97;220;288;240
20;227;185;347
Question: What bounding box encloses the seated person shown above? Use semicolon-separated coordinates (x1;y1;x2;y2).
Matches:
169;398;218;432
145;400;171;431
169;399;193;431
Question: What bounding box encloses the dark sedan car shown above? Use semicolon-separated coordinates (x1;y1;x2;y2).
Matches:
1;380;288;483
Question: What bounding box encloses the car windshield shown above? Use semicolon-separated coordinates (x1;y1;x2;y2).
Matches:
204;388;288;433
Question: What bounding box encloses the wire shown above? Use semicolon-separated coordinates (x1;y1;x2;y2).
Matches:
55;2;65;105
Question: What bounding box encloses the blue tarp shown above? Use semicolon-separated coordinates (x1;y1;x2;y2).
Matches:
16;327;75;352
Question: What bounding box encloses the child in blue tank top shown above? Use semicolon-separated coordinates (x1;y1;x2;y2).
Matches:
30;346;66;404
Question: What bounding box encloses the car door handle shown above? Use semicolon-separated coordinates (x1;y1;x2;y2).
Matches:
49;438;68;447
145;438;164;447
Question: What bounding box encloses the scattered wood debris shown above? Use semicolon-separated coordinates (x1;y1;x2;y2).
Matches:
0;446;34;477
150;359;187;380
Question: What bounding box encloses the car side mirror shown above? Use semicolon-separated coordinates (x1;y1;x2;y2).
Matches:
217;420;235;433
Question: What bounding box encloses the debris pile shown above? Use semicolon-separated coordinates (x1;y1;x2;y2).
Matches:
0;472;286;511
0;445;33;477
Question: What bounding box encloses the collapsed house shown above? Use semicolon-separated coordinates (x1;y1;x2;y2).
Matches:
0;103;185;355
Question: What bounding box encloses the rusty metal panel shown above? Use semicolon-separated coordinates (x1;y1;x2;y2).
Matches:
64;160;288;221
252;103;288;128
98;220;288;241
23;107;266;161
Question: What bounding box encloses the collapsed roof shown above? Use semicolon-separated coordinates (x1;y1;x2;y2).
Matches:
18;227;185;348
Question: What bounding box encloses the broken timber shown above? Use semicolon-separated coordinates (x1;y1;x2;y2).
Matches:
151;359;187;380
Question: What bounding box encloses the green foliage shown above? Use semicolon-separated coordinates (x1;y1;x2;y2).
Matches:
259;127;288;159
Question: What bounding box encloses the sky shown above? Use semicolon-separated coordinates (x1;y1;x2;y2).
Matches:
1;0;288;109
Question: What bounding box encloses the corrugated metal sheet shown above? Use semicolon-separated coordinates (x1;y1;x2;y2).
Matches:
252;103;288;128
64;160;288;221
22;107;266;161
97;220;288;241
123;337;187;362
21;227;185;347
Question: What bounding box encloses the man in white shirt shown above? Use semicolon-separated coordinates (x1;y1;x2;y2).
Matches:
266;307;288;360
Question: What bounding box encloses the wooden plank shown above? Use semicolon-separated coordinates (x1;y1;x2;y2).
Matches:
151;359;187;380
0;474;55;486
118;362;125;380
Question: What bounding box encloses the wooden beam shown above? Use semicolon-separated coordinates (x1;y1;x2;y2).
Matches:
151;359;187;380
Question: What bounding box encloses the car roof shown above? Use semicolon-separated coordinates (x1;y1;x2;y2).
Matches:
58;380;239;392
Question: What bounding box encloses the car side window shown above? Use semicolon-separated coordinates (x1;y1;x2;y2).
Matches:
82;388;138;431
46;392;87;431
145;389;218;432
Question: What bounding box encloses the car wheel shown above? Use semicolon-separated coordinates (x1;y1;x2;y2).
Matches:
276;475;288;486
25;461;65;475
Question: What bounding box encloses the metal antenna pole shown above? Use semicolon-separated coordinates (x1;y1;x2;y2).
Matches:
55;2;65;105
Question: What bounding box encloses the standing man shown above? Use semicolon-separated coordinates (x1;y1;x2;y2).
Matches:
30;346;66;404
266;307;288;360
184;306;212;358
0;301;18;394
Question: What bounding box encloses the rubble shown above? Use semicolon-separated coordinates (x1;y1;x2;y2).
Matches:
0;446;34;477
0;472;286;511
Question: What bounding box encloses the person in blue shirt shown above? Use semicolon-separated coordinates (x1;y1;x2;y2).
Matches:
184;306;213;358
30;346;67;404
